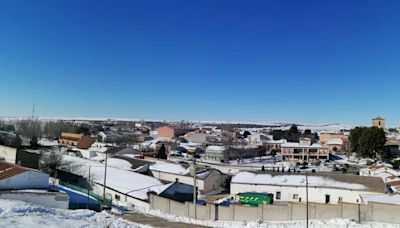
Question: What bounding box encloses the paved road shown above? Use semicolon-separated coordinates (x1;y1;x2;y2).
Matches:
120;212;209;228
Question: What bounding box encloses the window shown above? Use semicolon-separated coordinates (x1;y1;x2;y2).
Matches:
293;194;299;200
115;194;121;200
338;197;343;202
276;192;281;200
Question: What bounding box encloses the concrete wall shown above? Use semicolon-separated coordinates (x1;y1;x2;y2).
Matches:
0;191;69;209
371;203;400;224
91;182;150;210
0;145;17;163
149;194;400;225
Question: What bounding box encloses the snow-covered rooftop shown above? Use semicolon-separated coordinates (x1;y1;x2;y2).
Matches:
150;163;190;175
281;142;325;148
62;155;165;200
206;146;225;151
232;172;385;192
361;194;400;205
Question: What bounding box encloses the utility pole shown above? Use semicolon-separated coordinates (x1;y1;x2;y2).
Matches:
87;165;91;209
193;158;197;219
306;172;309;228
103;152;108;203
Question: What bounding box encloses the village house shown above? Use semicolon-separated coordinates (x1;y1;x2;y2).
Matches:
320;132;350;152
264;138;286;153
231;171;386;205
0;145;17;163
0;145;41;169
157;126;192;139
359;164;400;193
205;145;226;161
149;162;227;194
281;138;329;161
372;116;385;128
183;131;208;144
325;138;345;152
60;155;169;209
0;161;49;190
246;133;271;146
59;132;95;149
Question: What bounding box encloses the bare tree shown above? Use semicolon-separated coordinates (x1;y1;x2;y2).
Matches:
40;151;83;177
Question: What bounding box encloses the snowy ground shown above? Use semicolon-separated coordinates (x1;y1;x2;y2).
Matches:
131;205;400;228
0;199;148;228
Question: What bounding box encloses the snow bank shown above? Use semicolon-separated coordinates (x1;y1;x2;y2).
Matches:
0;199;147;228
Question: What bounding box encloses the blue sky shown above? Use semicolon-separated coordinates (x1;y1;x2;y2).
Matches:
0;0;399;125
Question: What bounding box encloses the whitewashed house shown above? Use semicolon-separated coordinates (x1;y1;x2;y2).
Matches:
150;163;227;194
61;155;169;209
205;145;226;161
0;161;49;190
0;145;17;164
231;171;386;204
359;164;400;193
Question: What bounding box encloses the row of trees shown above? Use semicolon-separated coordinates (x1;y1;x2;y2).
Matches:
0;119;92;141
271;125;319;143
349;127;390;159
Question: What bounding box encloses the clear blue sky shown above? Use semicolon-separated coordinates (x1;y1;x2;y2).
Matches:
1;0;399;125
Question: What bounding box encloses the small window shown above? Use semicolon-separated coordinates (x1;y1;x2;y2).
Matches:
276;192;281;200
338;197;343;202
293;194;299;200
115;194;121;200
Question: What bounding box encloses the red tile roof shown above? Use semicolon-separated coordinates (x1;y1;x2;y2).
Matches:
387;181;400;187
0;162;29;181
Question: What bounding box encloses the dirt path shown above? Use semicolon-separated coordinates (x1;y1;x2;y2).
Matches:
120;212;209;228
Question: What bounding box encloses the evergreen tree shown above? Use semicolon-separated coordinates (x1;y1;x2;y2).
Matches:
156;144;168;159
349;127;386;159
349;127;367;152
287;125;300;142
242;131;251;138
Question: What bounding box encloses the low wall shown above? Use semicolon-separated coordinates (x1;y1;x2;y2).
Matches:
91;182;150;210
0;191;69;209
149;194;400;224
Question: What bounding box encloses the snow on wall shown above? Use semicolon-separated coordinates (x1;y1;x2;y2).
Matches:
0;145;17;163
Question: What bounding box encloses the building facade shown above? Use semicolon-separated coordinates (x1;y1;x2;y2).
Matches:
281;138;329;161
372;116;385;128
205;146;226;161
231;171;386;205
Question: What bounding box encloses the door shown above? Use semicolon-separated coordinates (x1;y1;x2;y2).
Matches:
325;195;330;204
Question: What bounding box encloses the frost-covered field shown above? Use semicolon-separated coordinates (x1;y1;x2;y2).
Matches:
0;199;147;228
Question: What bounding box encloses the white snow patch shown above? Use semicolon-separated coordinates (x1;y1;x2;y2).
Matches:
0;199;147;228
232;172;367;190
